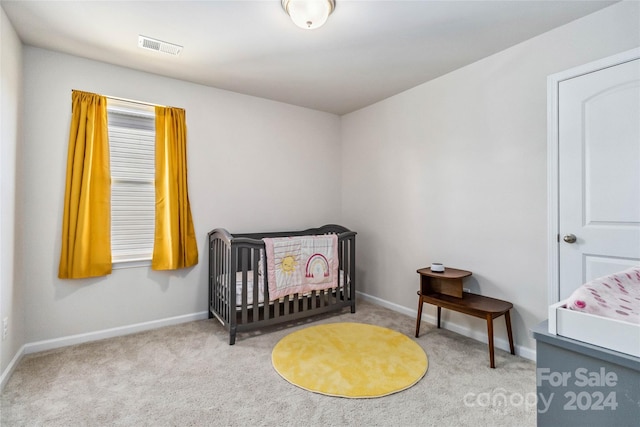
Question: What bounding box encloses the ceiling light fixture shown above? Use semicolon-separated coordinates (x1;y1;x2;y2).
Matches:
281;0;335;30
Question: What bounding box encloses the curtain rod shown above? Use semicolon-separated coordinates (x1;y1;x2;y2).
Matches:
107;94;165;108
71;90;183;110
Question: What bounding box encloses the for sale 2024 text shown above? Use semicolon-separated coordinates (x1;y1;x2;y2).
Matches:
537;367;618;413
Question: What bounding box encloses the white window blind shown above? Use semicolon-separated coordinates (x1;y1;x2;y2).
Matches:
107;100;155;263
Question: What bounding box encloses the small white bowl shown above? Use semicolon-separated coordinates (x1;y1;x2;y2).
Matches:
431;263;445;272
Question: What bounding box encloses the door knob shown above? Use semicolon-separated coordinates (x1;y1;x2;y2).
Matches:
563;234;577;244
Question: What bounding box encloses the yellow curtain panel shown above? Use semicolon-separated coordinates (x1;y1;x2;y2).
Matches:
58;90;112;279
152;106;199;270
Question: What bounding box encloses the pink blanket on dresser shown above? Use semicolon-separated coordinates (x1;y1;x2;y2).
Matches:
263;235;338;301
566;267;640;323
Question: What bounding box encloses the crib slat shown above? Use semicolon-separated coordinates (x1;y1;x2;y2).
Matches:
349;237;355;303
216;239;220;316
252;248;260;321
241;247;248;324
218;239;222;320
220;239;226;321
209;238;214;315
224;240;229;321
217;238;222;320
226;240;230;321
225;246;232;324
225;240;230;322
338;237;344;298
230;245;234;322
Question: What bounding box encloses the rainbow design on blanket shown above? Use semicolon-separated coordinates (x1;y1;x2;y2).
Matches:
306;253;330;282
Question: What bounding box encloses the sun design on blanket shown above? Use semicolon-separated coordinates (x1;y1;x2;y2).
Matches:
280;255;297;274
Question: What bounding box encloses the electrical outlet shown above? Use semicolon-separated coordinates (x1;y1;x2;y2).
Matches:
463;288;471;293
2;317;8;340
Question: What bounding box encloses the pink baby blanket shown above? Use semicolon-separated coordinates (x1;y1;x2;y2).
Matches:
263;234;338;301
566;266;640;323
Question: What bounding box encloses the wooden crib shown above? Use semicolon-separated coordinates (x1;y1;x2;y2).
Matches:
208;224;356;344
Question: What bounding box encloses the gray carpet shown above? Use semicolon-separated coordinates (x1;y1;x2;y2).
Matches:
1;301;536;426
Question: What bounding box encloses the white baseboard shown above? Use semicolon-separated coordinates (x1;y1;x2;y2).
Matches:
23;311;209;355
3;294;536;390
357;291;536;361
1;311;209;391
1;344;26;391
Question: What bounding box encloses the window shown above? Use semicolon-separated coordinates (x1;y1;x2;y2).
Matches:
60;90;196;278
107;99;155;264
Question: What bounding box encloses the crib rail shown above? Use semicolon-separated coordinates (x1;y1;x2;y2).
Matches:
208;225;356;344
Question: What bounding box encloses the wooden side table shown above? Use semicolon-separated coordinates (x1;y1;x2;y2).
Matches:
415;267;515;368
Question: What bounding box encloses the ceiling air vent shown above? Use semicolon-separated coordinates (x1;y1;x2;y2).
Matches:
138;35;182;56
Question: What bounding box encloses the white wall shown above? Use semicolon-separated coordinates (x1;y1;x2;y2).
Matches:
0;7;24;379
19;48;341;343
341;1;640;354
5;1;639;369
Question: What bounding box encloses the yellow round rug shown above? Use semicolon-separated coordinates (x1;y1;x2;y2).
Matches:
271;322;428;398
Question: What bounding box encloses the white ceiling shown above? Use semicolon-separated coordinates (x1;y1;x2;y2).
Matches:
2;0;616;115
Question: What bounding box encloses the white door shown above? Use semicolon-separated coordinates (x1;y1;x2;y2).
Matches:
557;57;640;300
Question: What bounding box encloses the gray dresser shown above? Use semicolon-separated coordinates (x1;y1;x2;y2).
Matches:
533;321;640;426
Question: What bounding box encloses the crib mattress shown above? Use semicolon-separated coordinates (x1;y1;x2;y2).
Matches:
218;270;347;307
